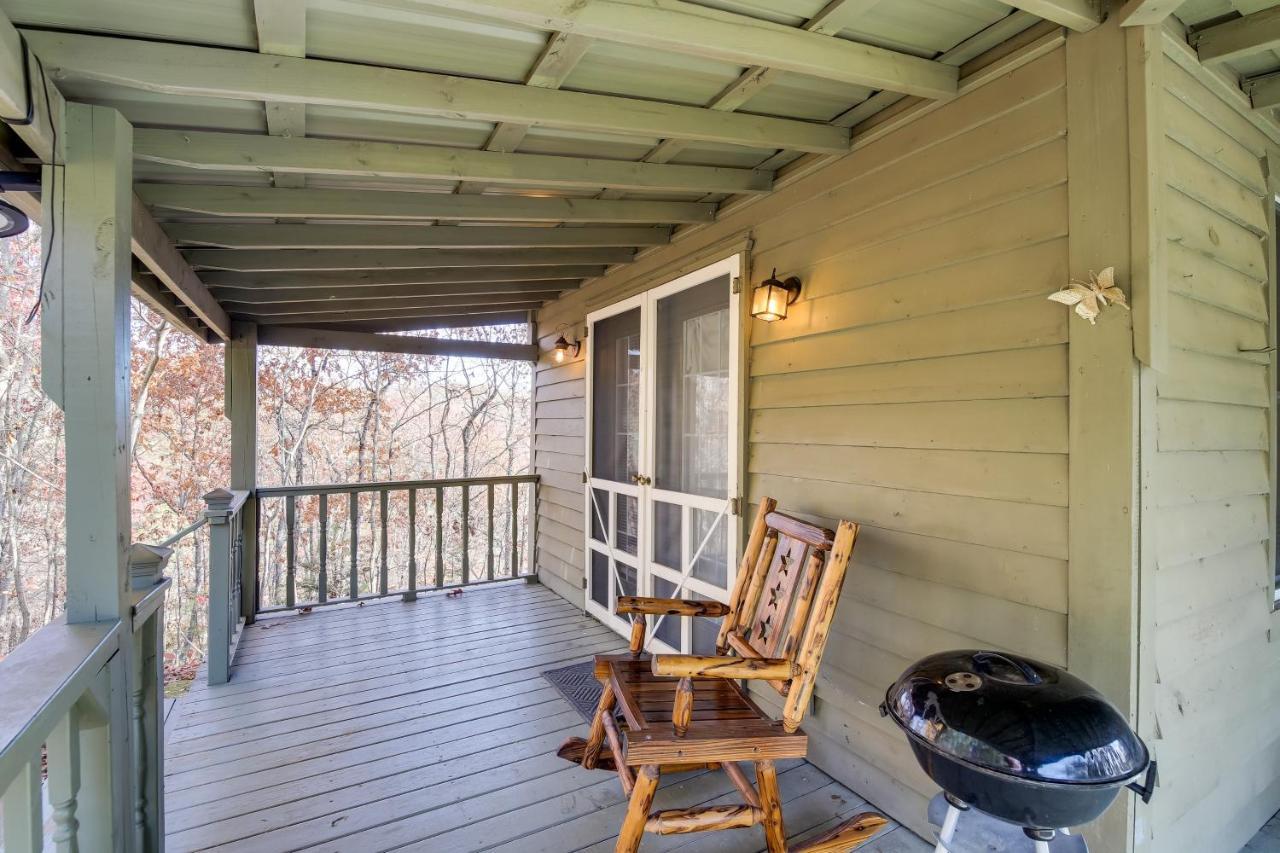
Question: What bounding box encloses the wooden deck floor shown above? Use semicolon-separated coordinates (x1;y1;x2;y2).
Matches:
164;581;927;852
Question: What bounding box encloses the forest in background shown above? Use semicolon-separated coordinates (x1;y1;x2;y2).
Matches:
0;228;533;675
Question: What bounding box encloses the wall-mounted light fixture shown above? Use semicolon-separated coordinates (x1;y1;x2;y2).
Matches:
552;324;582;363
750;269;802;322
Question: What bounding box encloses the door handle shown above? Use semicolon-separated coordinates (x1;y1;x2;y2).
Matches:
631;473;651;486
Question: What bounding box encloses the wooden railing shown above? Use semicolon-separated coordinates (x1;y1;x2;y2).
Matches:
254;474;539;613
0;560;170;851
203;488;251;686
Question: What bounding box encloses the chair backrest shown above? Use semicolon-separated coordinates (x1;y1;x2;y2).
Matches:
716;497;858;732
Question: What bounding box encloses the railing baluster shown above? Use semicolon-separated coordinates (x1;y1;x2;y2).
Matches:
349;491;359;600
2;751;42;852
486;483;495;581
511;481;519;579
318;493;328;604
285;494;296;608
380;488;390;596
461;485;471;585
47;705;81;852
406;487;418;602
434;486;444;588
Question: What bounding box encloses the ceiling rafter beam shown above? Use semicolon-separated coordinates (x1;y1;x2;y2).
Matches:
200;267;599;288
1192;6;1280;67
183;247;632;271
241;303;547;326
207;279;577;303
257;324;539;361
252;0;308;188
23;30;850;154
223;291;561;316
136;184;715;223
133;129;771;194
164;223;670;249
131;196;232;339
1000;1;1100;32
1246;73;1280;111
405;0;957;98
1116;0;1181;27
304;311;532;334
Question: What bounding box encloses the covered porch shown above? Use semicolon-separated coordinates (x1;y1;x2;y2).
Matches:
1;0;1280;852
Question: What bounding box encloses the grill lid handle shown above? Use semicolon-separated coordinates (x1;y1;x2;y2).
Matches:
1125;760;1158;803
971;651;1043;685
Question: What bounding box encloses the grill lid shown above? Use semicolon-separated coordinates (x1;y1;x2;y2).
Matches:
883;650;1149;786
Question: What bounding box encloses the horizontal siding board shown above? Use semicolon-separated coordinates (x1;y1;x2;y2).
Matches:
1156;399;1268;452
751;295;1066;377
749;472;1068;559
1156;348;1270;408
750;398;1068;454
1151;450;1270;506
1163;188;1269;283
1161;55;1272;158
1166;241;1268;323
1153;495;1268;568
1162;134;1269;236
1162;92;1271;197
1153;543;1270;622
748;442;1067;506
749;345;1068;409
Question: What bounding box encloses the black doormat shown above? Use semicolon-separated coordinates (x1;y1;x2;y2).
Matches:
542;660;601;722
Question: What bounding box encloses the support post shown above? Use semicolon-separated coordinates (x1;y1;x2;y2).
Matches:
42;101;136;850
227;320;259;622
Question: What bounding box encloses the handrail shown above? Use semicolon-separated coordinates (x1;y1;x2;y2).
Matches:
256;473;538;498
203;487;252;520
0;619;121;786
158;516;209;548
254;473;539;615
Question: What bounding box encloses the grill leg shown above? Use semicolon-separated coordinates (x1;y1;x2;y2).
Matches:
934;803;961;853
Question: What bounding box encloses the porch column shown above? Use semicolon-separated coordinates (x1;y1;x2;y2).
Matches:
41;101;136;850
227;320;259;621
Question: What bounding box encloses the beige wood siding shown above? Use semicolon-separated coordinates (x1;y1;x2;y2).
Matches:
1134;38;1280;853
533;47;1068;837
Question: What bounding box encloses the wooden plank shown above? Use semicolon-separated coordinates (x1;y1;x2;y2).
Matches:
137;184;716;223
210;279;576;305
258;324;538;361
130;196;231;341
1117;0;1181;27
225;292;562;316
164;223;672;249
227;321;258;621
134;128;772;195
240;303;546;326
25;30;851;154
203;267;595;289
407;0;957;98
1128;23;1168;370
1002;0;1100;32
184;247;634;271
1192;6;1280;66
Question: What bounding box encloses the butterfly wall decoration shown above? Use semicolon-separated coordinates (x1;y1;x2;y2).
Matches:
1047;267;1129;324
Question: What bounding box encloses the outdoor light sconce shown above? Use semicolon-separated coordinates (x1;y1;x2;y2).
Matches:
552;325;582;363
750;269;802;322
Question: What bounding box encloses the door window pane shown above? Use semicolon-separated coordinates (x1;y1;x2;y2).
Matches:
616;493;638;556
654;277;730;498
690;507;728;587
590;550;609;607
589;488;608;543
652;500;681;569
591;308;642;484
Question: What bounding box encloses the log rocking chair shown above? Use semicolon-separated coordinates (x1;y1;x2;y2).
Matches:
557;498;888;852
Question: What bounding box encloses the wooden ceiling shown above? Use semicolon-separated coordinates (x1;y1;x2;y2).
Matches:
2;0;1269;346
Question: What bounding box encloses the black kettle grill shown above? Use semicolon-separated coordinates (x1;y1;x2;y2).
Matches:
882;650;1157;841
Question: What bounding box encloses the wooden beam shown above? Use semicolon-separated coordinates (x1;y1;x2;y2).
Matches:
252;0;307;189
407;0;958;98
1116;0;1181;27
164;223;671;249
23;30;851;154
258;324;539;361
1246;72;1280;111
132;262;209;340
136;184;715;223
206;278;576;303
226;321;258;619
1001;0;1100;32
131;196;231;339
200;266;599;289
183;247;631;271
134;128;772;195
305;311;531;334
221;290;563;316
1193;7;1280;66
241;302;546;325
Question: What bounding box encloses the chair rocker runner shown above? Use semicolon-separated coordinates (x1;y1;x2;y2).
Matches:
557;498;889;852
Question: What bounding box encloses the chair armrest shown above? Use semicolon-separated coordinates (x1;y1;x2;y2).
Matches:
651;654;797;681
615;596;729;618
